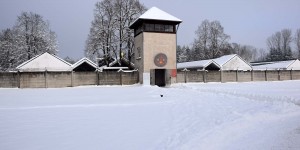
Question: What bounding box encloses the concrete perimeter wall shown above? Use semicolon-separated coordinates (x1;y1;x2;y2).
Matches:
0;71;139;88
1;70;300;88
177;70;300;83
0;72;19;88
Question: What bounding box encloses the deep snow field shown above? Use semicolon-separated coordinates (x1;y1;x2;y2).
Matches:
1;81;300;150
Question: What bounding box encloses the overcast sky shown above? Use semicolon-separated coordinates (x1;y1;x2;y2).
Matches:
1;0;300;60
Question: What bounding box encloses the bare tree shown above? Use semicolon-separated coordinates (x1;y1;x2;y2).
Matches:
192;20;230;60
281;29;293;59
256;49;268;61
209;21;230;58
15;12;58;60
0;29;22;71
85;0;146;66
295;29;300;58
193;20;210;60
267;29;293;61
267;32;281;61
0;12;58;71
85;0;116;65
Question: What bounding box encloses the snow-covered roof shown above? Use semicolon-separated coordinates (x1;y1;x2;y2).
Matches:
213;54;252;70
177;60;220;70
130;7;182;28
213;54;237;66
252;59;300;70
72;58;98;70
16;52;72;72
138;7;182;22
99;57;134;69
177;54;252;70
102;67;129;70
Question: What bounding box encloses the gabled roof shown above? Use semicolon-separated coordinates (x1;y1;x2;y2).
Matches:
130;7;182;29
213;54;252;69
252;59;300;70
16;52;72;72
72;57;98;70
177;54;252;70
213;54;237;66
99;57;135;71
138;7;182;22
177;60;220;70
109;58;135;69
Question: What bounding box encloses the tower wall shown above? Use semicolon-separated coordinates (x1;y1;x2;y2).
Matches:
134;32;177;85
143;32;177;71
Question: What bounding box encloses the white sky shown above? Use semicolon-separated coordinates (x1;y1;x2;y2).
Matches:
1;0;300;59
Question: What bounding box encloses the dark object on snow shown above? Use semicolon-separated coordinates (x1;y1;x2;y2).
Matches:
160;95;163;97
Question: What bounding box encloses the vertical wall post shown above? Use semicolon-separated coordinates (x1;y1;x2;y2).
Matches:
182;68;189;83
17;71;21;88
204;70;207;83
136;71;139;84
121;71;123;85
97;71;100;86
184;70;187;83
71;71;74;87
202;70;205;83
220;70;223;83
45;70;48;88
278;69;280;81
236;70;238;82
251;70;254;81
290;69;293;80
118;69;123;86
265;70;268;81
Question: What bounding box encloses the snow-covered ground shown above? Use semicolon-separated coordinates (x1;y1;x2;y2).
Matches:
0;81;300;150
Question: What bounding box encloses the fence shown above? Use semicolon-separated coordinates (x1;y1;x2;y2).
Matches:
0;71;139;88
177;70;300;83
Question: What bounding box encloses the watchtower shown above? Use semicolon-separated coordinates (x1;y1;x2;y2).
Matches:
129;7;182;86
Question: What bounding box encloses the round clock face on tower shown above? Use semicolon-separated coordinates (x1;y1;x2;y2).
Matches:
154;53;168;67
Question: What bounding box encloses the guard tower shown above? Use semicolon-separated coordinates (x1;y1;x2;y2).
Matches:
129;7;182;86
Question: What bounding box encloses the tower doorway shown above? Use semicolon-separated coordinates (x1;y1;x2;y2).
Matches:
155;69;166;87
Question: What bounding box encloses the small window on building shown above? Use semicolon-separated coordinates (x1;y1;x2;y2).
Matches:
136;47;141;60
165;25;174;32
145;24;154;31
139;23;175;34
155;24;163;32
135;25;143;36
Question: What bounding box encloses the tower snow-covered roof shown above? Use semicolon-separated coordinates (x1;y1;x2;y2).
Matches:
130;7;182;29
138;7;182;22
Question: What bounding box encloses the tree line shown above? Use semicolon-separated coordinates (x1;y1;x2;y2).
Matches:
266;29;300;61
1;0;300;71
177;20;300;63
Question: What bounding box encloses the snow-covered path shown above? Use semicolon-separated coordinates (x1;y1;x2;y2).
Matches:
0;81;300;150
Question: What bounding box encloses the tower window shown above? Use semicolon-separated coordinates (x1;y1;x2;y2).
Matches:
145;24;154;31
145;23;175;33
165;25;174;32
134;23;175;36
